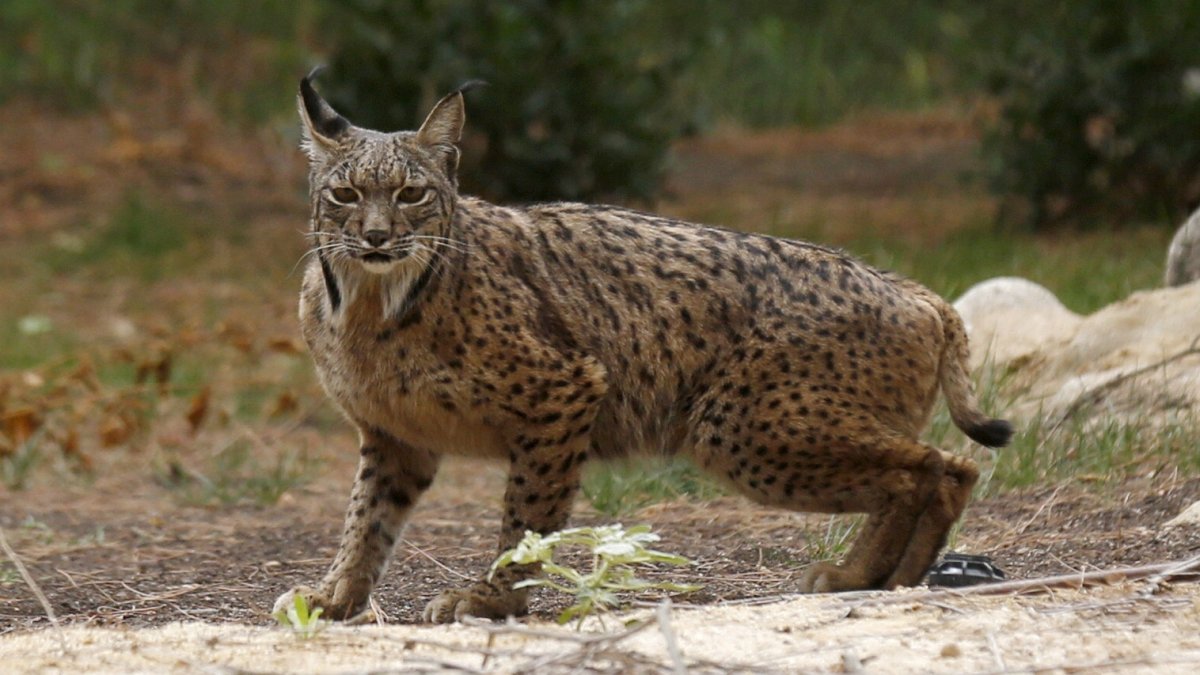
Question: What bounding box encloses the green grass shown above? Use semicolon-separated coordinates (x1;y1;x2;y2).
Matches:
40;192;194;281
273;592;327;639
159;441;316;507
854;224;1173;315
0;563;19;586
582;457;725;516
923;362;1200;497
0;319;81;370
1;431;46;491
804;515;861;563
986;414;1200;495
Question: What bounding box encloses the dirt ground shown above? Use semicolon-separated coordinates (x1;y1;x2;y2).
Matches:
2;95;1200;672
2;461;1200;673
3;454;1199;628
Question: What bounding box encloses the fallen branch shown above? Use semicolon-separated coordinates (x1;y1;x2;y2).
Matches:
460;612;658;646
1137;552;1200;596
843;554;1200;609
461;606;700;673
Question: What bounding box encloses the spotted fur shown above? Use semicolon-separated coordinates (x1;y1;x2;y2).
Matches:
272;71;1012;624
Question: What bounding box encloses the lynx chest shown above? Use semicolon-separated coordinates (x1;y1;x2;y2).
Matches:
299;285;506;458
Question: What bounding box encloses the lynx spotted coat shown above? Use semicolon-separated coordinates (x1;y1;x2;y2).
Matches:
273;71;1012;624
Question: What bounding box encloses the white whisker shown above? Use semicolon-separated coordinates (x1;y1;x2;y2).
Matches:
290;242;344;277
412;234;470;254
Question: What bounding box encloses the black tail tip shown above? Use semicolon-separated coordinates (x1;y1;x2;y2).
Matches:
967;419;1013;448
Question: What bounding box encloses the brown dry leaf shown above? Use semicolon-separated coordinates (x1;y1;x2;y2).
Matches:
58;427;93;472
176;327;204;347
267;391;298;418
266;336;304;355
154;352;173;388
186;386;211;434
134;351;173;389
3;406;42;447
217;321;255;353
99;415;134;447
68;358;102;392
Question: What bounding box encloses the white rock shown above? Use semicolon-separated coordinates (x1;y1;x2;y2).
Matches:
1165;500;1200;528
953;277;1082;370
954;278;1200;425
1165;206;1200;287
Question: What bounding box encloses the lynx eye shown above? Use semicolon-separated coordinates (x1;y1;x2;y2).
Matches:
329;187;361;204
395;185;427;204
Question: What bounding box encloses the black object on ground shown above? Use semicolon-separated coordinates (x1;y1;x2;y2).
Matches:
925;552;1007;588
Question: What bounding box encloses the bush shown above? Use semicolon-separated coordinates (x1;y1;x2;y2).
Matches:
982;2;1200;228
322;0;689;204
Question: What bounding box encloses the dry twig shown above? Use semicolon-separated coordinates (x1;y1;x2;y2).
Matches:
0;526;66;650
656;599;686;675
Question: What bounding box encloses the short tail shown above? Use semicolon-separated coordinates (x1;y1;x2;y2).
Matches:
935;299;1013;448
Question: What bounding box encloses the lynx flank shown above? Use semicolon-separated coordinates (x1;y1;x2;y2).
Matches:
273;71;1012;624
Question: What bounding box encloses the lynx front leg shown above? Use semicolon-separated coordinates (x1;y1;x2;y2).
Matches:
274;430;439;621
423;435;589;623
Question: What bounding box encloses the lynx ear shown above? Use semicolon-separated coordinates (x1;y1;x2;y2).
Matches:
298;66;351;158
416;81;485;176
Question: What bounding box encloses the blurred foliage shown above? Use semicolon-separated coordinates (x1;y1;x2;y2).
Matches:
639;0;990;129
0;0;316;122
4;0;1200;221
319;0;1002;201
322;0;689;203
980;2;1200;228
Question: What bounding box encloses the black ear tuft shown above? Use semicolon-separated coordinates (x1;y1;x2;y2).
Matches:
300;66;351;140
453;79;489;96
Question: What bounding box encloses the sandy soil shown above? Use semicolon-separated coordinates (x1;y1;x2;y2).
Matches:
4;582;1199;674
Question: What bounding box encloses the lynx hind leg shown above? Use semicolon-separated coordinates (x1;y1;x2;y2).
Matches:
273;432;439;621
691;403;945;593
884;452;979;589
793;438;944;593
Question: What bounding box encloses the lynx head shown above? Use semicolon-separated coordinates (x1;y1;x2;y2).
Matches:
298;69;468;279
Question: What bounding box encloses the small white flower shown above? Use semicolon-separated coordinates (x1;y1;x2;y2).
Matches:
18;315;52;335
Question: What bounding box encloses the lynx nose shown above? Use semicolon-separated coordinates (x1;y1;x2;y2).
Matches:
363;230;389;248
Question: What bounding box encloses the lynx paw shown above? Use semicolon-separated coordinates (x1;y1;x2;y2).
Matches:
799;562;864;593
422;582;528;624
272;584;373;623
272;586;330;618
